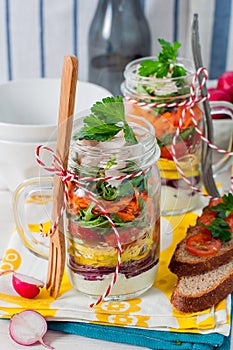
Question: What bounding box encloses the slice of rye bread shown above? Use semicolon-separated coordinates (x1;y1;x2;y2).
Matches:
168;225;233;277
171;259;233;313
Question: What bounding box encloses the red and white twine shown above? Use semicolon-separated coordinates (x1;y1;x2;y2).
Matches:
35;68;232;306
35;144;150;307
125;67;233;195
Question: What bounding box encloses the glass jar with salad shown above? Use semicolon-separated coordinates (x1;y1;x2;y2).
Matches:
66;96;161;301
121;39;204;215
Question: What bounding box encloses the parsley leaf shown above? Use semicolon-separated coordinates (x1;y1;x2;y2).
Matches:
198;193;233;242
138;38;186;78
199;218;231;242
171;65;187;78
73;96;138;144
210;193;233;218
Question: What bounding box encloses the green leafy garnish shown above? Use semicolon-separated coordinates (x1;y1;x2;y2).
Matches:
156;125;195;148
73;96;138;144
105;156;117;170
210;193;233;218
199;219;231;242
198;193;233;242
138;38;187;78
96;180;118;201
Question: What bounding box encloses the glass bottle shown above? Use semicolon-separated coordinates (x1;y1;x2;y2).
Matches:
88;0;151;96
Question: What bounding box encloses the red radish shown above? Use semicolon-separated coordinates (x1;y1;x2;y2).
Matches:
0;269;44;298
12;272;44;298
9;310;54;349
217;71;233;101
207;87;232;119
208;88;231;102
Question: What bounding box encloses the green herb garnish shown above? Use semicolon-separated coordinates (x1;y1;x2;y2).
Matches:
156;125;196;148
210;193;233;218
96;180;118;201
73;96;138;144
198;193;233;242
138;38;187;78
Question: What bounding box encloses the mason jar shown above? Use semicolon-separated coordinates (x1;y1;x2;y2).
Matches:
65;114;161;301
121;57;204;215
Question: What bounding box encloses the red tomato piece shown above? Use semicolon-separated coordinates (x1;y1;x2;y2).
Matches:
197;211;217;234
225;212;233;230
186;232;221;256
160;141;187;160
68;220;100;242
208;197;224;208
104;227;142;247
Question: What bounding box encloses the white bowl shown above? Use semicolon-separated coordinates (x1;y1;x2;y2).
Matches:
0;138;56;191
0;79;111;142
0;79;112;190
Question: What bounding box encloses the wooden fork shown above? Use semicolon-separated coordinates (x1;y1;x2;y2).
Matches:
47;56;78;298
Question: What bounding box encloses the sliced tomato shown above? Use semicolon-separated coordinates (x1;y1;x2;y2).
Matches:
67;220;100;242
208;197;224;208
186;232;221;256
104;227;143;247
197;211;217;234
225;212;233;230
160;141;187;160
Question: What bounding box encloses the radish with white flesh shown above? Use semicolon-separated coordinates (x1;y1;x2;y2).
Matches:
12;272;44;298
9;310;54;349
0;269;44;298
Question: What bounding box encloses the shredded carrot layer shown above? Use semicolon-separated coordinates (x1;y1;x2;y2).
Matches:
126;103;203;137
67;182;148;222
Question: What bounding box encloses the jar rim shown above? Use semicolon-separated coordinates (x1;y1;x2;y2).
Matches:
70;114;161;168
121;57;196;101
123;56;195;83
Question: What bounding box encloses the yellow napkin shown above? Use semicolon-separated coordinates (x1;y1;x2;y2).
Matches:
0;204;231;336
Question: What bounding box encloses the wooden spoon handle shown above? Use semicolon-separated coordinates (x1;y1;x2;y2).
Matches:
53;56;78;221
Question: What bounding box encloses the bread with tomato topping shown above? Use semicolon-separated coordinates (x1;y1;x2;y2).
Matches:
168;225;233;276
171;259;233;313
169;196;233;277
169;194;233;312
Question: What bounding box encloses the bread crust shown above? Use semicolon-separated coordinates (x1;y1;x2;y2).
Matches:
168;226;233;277
171;268;233;313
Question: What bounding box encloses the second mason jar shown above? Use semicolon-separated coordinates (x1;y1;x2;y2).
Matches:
65;114;161;301
121;57;204;215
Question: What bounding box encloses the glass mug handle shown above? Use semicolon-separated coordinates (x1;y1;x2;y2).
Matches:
210;101;233;175
13;176;54;259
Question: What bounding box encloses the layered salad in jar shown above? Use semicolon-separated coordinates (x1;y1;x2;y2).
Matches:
65;96;161;300
122;39;204;215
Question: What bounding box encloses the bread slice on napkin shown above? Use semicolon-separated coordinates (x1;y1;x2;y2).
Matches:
168;226;233;277
169;194;233;313
171;259;233;313
169;195;233;277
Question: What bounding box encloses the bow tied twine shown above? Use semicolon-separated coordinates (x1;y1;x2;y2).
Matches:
125;67;233;194
35;144;150;307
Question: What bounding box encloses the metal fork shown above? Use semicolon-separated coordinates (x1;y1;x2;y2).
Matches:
47;56;78;298
191;14;220;198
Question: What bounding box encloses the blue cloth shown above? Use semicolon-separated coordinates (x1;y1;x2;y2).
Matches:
48;292;233;349
48;319;232;350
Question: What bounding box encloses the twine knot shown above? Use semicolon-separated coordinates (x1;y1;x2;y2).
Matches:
35;144;150;307
125;66;233;195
